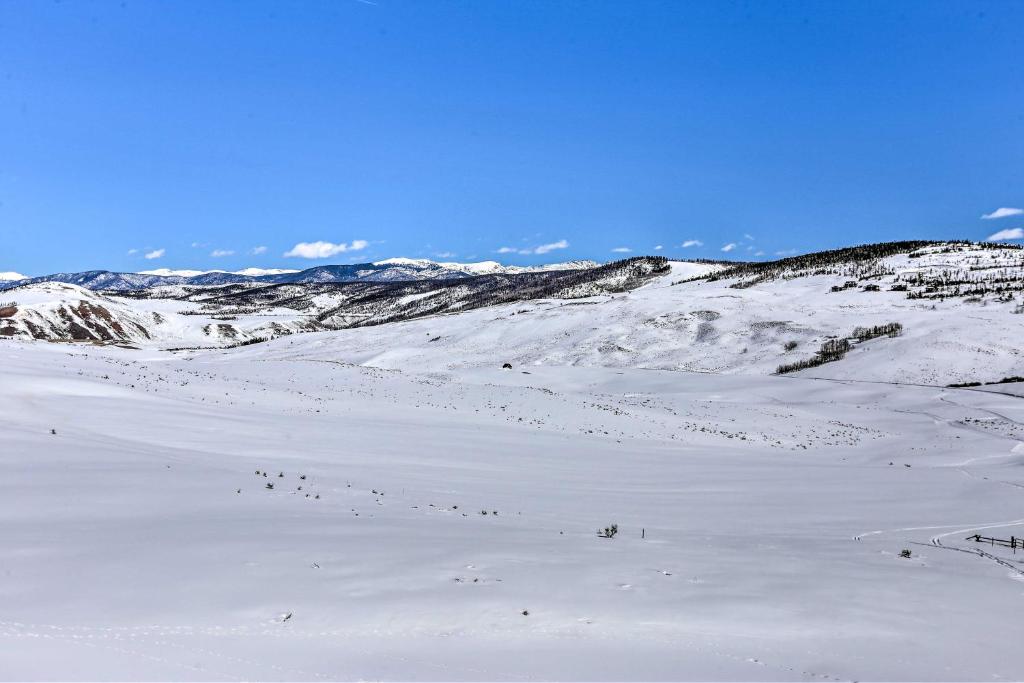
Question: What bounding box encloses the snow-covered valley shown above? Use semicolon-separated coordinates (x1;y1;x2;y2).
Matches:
2;242;1024;680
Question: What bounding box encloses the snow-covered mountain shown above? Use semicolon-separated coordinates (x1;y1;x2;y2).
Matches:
139;267;301;277
372;257;599;276
0;271;27;281
0;257;669;345
0;258;600;292
0;282;306;346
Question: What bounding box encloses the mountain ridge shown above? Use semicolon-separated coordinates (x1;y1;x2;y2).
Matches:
0;258;601;292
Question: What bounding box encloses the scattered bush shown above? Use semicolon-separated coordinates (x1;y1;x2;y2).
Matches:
851;322;902;342
597;523;619;538
777;322;902;374
776;338;850;374
223;336;270;348
948;376;1024;388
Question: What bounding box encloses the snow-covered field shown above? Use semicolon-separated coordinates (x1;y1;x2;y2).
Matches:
3;332;1024;680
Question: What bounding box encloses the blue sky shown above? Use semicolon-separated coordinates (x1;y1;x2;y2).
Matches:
1;0;1023;275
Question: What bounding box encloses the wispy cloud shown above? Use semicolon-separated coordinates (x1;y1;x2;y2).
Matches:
775;248;798;256
681;239;703;248
496;239;570;256
720;243;737;252
743;233;755;241
211;249;235;258
986;227;1024;241
654;245;663;251
534;239;569;254
144;248;165;260
434;251;456;259
127;248;138;255
981;207;1023;220
251;246;267;255
284;240;369;258
611;247;632;253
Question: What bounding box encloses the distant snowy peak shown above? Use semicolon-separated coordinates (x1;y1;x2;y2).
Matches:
139;267;299;277
372;257;445;267
371;257;598;276
138;268;213;277
232;267;300;277
0;271;28;281
524;259;601;273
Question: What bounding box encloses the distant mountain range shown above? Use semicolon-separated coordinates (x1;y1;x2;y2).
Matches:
0;256;669;345
0;258;599;292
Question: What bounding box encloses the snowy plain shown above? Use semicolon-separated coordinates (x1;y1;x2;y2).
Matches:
3;336;1024;680
2;248;1024;680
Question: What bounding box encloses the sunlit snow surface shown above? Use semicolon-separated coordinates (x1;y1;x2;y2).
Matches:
2;334;1024;680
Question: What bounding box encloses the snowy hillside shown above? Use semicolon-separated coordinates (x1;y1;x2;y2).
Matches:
0;282;305;346
242;243;1024;386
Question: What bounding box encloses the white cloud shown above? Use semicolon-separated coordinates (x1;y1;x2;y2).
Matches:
434;251;456;258
721;243;737;252
611;247;632;253
251;246;267;255
981;207;1023;220
496;239;570;256
775;248;798;256
534;239;569;254
743;233;755;241
127;248;138;255
654;245;663;251
210;249;235;258
681;239;703;248
986;227;1024;241
144;248;165;260
284;240;369;258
